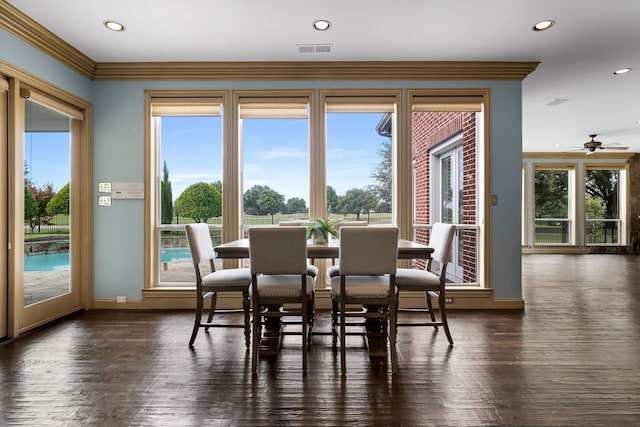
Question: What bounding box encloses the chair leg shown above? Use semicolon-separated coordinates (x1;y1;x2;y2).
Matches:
425;291;437;329
307;296;315;348
242;291;251;349
302;297;308;374
189;291;204;347
340;297;346;376
390;304;398;375
438;293;454;346
251;300;260;375
204;292;217;333
331;298;338;351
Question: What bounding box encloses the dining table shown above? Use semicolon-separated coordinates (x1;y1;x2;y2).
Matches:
214;237;433;359
214;237;433;260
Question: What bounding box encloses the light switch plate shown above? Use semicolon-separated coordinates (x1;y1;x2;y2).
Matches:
98;196;111;206
98;182;111;192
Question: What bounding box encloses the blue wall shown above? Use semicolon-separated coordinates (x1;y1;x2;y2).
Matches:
2;29;523;302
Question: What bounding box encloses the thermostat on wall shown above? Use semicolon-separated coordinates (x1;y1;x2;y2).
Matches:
111;182;144;199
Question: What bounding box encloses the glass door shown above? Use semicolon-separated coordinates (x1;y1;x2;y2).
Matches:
0;77;7;339
13;91;86;334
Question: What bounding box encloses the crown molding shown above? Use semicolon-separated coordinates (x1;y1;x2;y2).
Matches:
1;2;537;82
92;61;538;81
0;1;95;78
523;152;635;160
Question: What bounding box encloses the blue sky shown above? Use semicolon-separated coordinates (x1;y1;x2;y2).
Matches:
24;131;70;191
160;113;388;203
26;112;389;204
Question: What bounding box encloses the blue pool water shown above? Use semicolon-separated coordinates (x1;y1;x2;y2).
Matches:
160;247;192;262
24;252;71;272
24;248;193;272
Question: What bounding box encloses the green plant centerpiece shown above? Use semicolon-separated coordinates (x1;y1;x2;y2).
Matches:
306;217;340;245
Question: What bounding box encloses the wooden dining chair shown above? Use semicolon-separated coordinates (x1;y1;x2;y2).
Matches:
249;226;316;375
184;223;252;348
327;220;369;277
395;222;456;346
278;220;318;279
330;226;399;375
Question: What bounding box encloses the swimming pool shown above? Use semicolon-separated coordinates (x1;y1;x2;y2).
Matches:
24;252;71;272
24;247;194;272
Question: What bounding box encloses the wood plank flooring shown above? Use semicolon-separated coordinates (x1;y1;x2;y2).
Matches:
1;254;640;426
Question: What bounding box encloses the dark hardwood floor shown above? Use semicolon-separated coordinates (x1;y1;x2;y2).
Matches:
2;254;640;426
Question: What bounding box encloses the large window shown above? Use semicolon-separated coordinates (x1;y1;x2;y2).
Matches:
522;159;629;249
148;92;226;286
409;92;485;286
144;89;489;295
534;167;573;245
585;168;624;245
236;94;311;234
324;95;396;225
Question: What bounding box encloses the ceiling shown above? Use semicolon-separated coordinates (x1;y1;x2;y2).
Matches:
7;0;640;153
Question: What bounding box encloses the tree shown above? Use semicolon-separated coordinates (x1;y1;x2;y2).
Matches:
174;182;221;223
585;170;618;218
336;188;377;219
212;180;222;195
243;185;268;215
326;185;338;213
534;170;568;218
370;138;392;212
24;186;37;228
586;195;606;219
161;161;173;224
256;187;285;217
27;182;55;232
243;185;285;216
286;197;307;214
47;182;70;215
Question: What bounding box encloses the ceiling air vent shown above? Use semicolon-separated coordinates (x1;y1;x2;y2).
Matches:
297;44;333;54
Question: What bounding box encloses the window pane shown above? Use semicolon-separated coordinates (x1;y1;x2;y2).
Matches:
159;115;223;285
411;110;480;284
586;169;620;244
241;116;309;233
23;100;71;305
326;112;391;225
534;169;569;244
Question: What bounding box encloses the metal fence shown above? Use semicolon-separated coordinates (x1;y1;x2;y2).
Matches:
586;219;620;244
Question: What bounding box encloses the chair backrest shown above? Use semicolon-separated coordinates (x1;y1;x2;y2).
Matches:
428;223;456;267
185;223;215;264
336;220;368;229
338;226;398;276
249;226;308;275
279;221;310;227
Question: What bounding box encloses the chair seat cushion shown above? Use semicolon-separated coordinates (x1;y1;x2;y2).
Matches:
253;274;315;298
330;275;394;298
202;268;252;289
395;268;440;290
307;264;319;278
327;265;340;278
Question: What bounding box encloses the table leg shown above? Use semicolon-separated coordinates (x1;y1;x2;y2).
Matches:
258;304;282;358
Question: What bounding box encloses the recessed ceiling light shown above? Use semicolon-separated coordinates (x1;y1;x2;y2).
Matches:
313;20;331;31
104;20;125;32
533;20;555;31
613;67;632;75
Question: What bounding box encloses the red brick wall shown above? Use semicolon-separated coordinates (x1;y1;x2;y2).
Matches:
411;111;477;282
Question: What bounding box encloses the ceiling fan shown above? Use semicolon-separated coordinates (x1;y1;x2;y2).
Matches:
580;134;629;154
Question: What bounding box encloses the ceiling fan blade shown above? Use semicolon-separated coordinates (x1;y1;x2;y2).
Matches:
602;146;629;150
